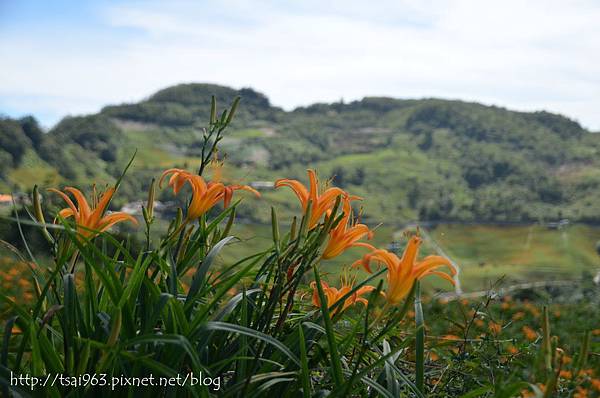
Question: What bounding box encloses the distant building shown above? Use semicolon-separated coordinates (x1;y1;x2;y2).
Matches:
120;200;170;215
546;219;570;230
387;241;403;252
0;194;12;205
249;181;275;190
0;193;30;207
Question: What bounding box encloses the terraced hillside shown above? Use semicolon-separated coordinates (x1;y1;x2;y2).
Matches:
2;83;600;225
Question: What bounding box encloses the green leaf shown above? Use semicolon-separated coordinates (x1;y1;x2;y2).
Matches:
414;281;425;393
1;317;17;369
383;340;400;396
298;325;311;398
185;236;236;308
124;334;205;372
0;364;35;397
117;253;152;309
212;289;261;321
459;385;493;398
313;267;344;388
202;322;300;366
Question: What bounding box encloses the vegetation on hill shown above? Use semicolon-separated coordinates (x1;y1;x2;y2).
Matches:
1;99;598;397
2;83;600;224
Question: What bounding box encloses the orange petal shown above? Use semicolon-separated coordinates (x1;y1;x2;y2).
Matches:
425;270;456;285
98;212;138;232
159;168;184;188
48;188;79;221
64;187;91;220
274;178;309;208
58;208;74;219
88;187;115;228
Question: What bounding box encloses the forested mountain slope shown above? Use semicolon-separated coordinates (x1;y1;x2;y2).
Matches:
2;83;600;223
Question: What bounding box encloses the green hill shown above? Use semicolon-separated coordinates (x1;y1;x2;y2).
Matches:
2;83;600;224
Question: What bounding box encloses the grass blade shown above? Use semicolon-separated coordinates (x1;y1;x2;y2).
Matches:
298;325;311;398
414;281;425;394
313;266;344;388
202;322;300;366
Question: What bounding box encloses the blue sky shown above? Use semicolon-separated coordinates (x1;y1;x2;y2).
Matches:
1;0;599;130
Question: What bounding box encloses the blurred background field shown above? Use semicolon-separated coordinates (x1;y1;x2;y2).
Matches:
2;83;600;305
166;220;600;293
3;216;599;302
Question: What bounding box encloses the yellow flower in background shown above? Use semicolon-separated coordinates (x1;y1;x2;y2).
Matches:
512;311;526;321
322;198;375;259
310;277;375;315
353;236;456;305
275;169;349;229
49;186;137;239
160;168;259;220
559;370;572;380
488;321;502;335
522;326;537;341
574;386;589;398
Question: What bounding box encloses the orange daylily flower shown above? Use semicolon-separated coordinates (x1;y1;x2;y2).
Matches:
310;277;376;315
222;184;260;208
49;186;137;239
160;168;259;220
275;169;350;229
322;198;375;259
353;236;456;305
209;159;261;208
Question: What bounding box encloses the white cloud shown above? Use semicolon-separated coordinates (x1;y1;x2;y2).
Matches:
1;0;599;129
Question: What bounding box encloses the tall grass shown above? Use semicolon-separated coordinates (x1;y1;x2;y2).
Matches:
0;99;420;397
0;98;595;397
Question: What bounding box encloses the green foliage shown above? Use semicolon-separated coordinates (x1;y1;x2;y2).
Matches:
2;84;600;225
0;118;35;168
1;98;599;398
42;114;123;162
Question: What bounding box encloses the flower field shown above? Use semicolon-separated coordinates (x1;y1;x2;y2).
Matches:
0;98;599;397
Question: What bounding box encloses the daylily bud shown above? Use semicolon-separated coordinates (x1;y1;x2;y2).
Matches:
142;206;150;225
146;178;156;222
225;96;240;126
271;207;280;246
210;95;217;125
32;185;54;244
32;185;45;224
